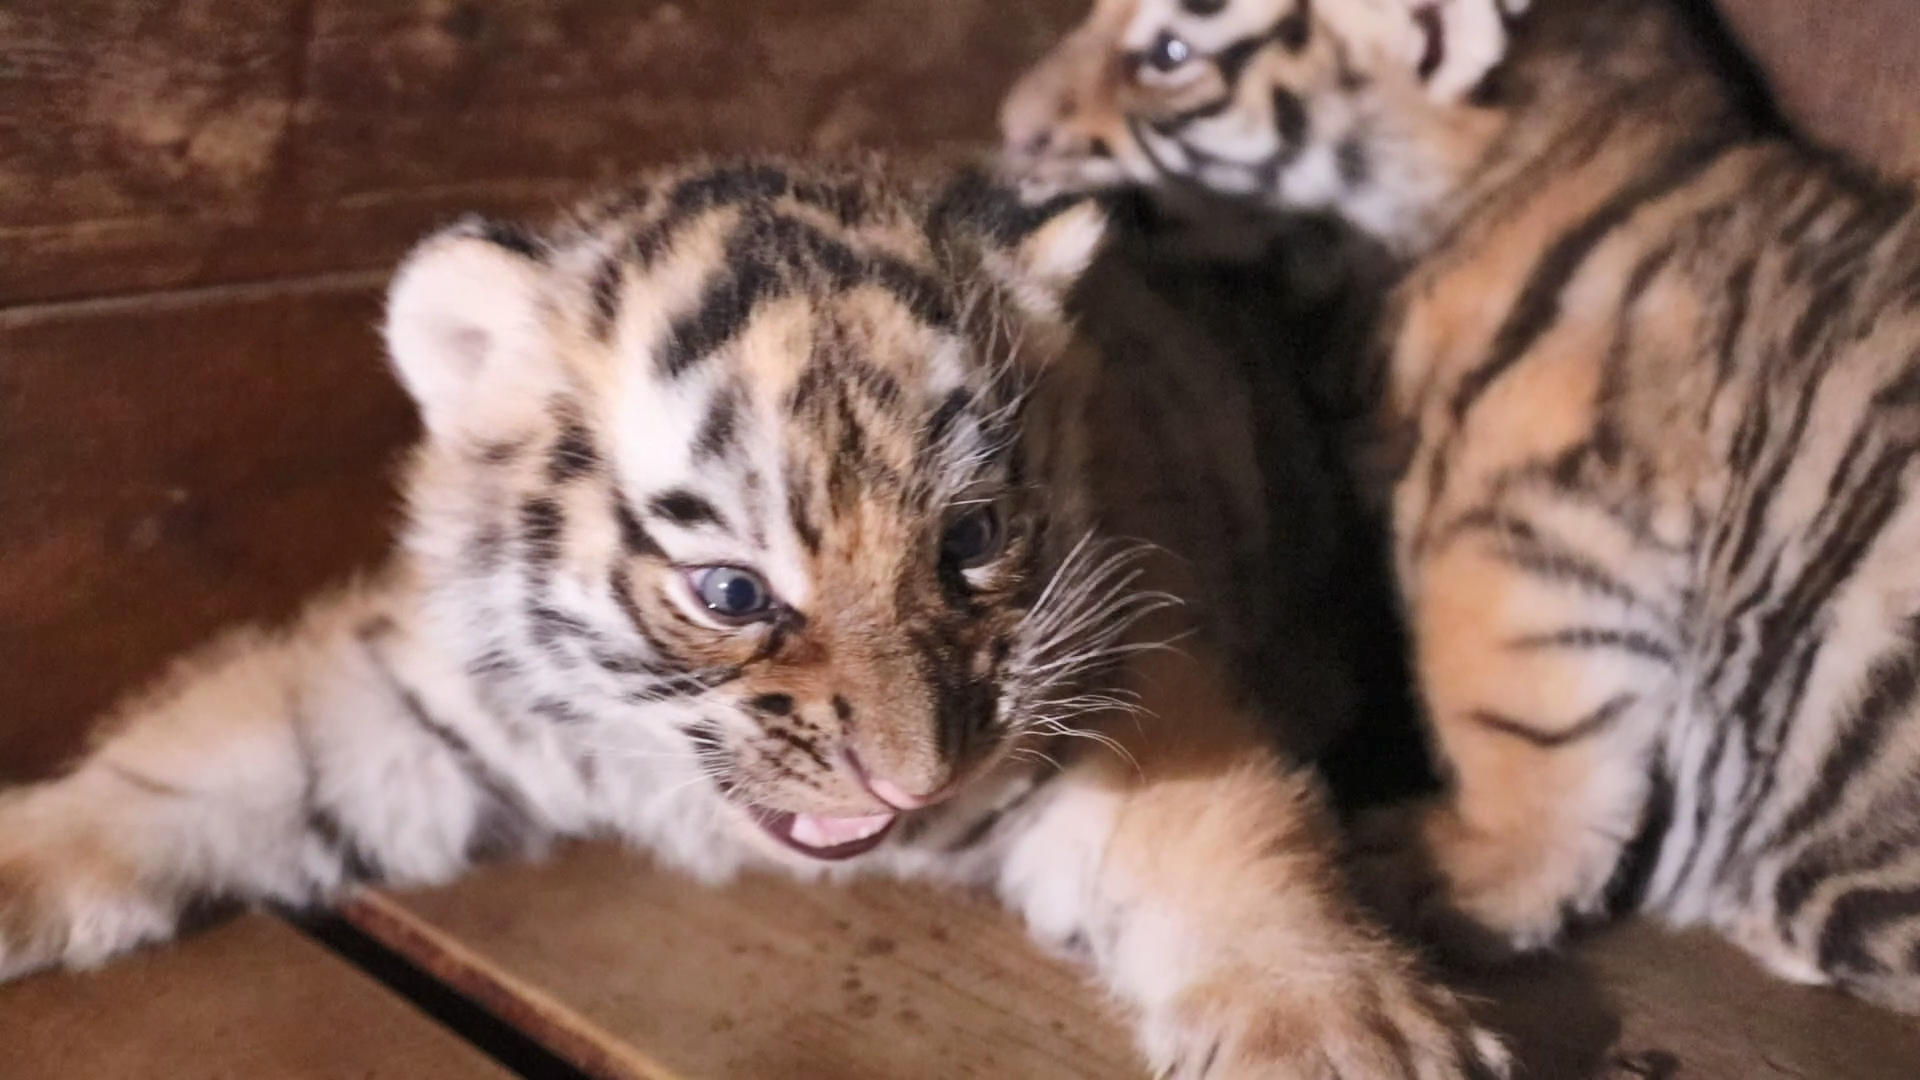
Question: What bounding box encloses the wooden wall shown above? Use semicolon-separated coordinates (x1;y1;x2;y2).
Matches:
0;1;1100;305
1718;0;1920;179
4;0;1917;781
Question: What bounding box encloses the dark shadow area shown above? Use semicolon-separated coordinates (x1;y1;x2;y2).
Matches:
292;912;594;1080
1456;948;1623;1080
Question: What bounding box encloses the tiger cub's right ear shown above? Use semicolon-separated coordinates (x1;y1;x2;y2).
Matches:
932;167;1109;321
384;218;561;442
1003;197;1108;320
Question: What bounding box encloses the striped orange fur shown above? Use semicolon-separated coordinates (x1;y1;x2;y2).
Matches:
1006;0;1920;1012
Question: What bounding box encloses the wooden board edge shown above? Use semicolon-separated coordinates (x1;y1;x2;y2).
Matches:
338;891;691;1080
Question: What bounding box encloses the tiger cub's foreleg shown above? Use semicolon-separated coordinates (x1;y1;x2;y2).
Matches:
1362;517;1682;959
999;646;1511;1080
0;583;565;980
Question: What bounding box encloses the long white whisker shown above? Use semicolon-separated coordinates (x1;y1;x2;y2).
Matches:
1022;720;1140;776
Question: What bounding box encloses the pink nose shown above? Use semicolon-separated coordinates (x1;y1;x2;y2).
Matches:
867;775;933;810
1015;129;1054;156
844;748;940;810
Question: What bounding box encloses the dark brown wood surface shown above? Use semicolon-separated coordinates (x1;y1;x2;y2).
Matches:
0;914;515;1080
1470;924;1920;1080
11;1;1902;309
0;0;1082;306
0;281;408;779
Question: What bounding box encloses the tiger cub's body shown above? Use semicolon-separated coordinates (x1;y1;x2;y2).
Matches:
0;158;1508;1078
1005;0;1920;1011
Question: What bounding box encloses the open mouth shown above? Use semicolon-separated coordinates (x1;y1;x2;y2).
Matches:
747;806;897;860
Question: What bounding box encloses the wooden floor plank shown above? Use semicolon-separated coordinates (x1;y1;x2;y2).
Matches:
1455;920;1920;1079
355;842;1145;1080
0;913;513;1080
363;841;1920;1080
1582;924;1920;1079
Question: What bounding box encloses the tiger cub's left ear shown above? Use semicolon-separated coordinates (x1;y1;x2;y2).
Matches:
1338;0;1530;103
384;218;563;442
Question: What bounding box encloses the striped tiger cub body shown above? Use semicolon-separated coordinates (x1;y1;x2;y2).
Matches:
1004;0;1920;1011
0;158;1509;1078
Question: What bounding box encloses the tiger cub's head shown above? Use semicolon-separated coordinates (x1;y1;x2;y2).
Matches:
999;0;1536;250
382;159;1147;868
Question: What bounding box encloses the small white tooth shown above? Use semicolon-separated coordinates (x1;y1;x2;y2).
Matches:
789;813;893;849
790;815;830;848
846;816;888;841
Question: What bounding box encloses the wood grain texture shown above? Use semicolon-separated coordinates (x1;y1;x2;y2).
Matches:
0;279;411;780
1583;926;1920;1079
5;0;1913;305
363;843;1920;1080
1470;923;1920;1080
0;0;1084;305
0;913;514;1080
355;842;1147;1080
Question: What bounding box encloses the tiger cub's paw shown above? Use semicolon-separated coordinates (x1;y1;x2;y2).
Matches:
0;821;175;983
1349;801;1582;966
1150;967;1511;1080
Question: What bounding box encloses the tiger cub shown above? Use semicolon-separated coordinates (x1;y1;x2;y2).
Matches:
0;158;1510;1078
1003;0;1920;1012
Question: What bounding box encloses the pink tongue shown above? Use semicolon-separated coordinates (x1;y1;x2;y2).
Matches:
788;812;895;849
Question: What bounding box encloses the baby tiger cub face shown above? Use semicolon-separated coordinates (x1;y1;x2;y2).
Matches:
391;161;1121;864
0;157;1516;1076
1001;0;1530;249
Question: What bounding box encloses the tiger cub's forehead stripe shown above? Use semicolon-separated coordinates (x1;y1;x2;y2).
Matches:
1276;0;1311;52
544;406;601;483
656;211;954;379
585;164;894;346
649;488;729;532
627;163;873;266
473;219;548;262
612;493;665;559
691;383;744;464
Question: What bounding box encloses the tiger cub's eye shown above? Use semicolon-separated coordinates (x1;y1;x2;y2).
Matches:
940;507;1004;569
687;566;777;623
1142;31;1193;74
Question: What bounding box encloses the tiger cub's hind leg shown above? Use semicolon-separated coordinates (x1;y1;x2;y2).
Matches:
1359;517;1684;960
1729;871;1920;1015
1734;778;1920;1015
